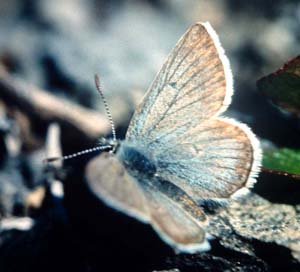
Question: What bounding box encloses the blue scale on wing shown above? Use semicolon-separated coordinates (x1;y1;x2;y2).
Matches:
117;143;157;176
150;118;254;201
156;156;244;198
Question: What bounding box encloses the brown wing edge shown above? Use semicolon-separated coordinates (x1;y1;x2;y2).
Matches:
201;22;234;117
144;177;211;253
151;221;211;254
218;117;262;199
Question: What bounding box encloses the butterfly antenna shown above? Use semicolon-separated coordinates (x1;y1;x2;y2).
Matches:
94;74;117;142
44;145;112;164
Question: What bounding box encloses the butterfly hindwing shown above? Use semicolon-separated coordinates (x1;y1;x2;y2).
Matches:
86;153;210;252
86;153;150;222
151;117;261;201
140;178;210;252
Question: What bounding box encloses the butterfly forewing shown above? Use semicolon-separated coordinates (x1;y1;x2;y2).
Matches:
126;22;232;142
125;22;261;201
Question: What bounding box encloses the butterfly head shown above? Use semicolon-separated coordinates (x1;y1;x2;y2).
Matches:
99;137;120;153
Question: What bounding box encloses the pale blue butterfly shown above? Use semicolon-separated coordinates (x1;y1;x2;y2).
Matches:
62;22;261;253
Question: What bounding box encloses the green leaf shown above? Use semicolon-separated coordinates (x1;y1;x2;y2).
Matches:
263;148;300;175
257;56;300;114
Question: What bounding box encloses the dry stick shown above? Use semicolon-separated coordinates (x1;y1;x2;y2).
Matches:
0;71;111;141
44;75;117;163
26;123;63;211
45;123;63;168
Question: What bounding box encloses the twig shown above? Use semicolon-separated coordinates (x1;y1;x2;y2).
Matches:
0;70;110;141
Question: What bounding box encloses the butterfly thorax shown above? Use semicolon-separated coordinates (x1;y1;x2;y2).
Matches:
116;142;157;177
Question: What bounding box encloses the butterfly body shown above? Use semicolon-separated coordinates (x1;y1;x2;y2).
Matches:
117;141;157;177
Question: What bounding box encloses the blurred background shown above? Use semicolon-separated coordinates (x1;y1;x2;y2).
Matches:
0;1;300;271
0;0;300;145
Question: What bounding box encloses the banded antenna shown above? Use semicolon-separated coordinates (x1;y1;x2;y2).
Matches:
95;74;117;142
44;75;116;164
44;145;112;163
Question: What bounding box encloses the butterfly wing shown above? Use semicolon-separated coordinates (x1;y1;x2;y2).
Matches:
140;177;210;253
85;152;150;222
126;22;233;142
86;152;210;253
125;21;261;201
152;117;261;201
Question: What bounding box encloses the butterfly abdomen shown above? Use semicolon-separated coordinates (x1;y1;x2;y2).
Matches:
117;143;157;176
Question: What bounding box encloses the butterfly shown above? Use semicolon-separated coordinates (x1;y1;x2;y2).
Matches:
85;22;262;253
